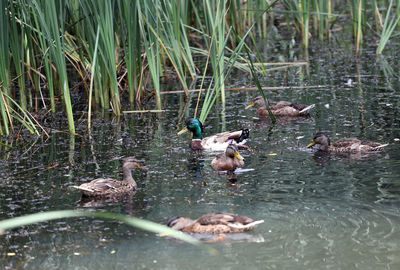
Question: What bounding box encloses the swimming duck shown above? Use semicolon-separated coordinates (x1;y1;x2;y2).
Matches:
211;144;244;171
72;157;145;198
245;96;315;117
307;132;388;152
178;118;249;151
167;212;264;234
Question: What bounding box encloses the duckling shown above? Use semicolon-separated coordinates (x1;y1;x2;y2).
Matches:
167;212;264;234
245;95;314;117
211;144;244;171
72;157;145;198
307;132;388;152
178;118;249;151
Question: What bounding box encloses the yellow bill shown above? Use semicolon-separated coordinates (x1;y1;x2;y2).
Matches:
177;127;189;135
307;140;316;148
234;151;244;160
245;102;255;110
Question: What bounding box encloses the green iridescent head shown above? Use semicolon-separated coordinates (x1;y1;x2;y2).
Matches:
183;118;204;139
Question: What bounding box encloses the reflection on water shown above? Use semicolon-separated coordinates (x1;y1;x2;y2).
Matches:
1;44;400;269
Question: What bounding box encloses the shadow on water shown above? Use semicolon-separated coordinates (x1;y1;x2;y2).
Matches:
1;42;400;269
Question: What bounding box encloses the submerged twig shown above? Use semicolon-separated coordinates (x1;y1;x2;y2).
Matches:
160;85;328;94
123;110;165;113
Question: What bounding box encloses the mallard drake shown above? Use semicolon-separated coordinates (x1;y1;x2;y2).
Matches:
307;132;388;152
72;157;146;197
167;212;264;234
245;96;315;117
211;144;244;171
178;118;249;151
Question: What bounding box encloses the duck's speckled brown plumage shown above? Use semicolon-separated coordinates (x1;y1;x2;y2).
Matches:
307;132;388;153
211;144;244;171
246;96;314;117
72;157;144;198
167;212;264;234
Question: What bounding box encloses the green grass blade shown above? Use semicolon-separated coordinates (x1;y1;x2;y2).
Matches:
0;210;217;255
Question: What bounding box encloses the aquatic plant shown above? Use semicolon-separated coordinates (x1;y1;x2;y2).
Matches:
283;0;312;49
1;0;400;136
376;0;400;54
350;0;366;57
0;210;217;254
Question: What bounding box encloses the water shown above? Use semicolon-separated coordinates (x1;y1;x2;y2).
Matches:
1;42;400;269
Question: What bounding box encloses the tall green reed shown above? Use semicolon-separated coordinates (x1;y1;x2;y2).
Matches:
312;0;335;40
203;0;228;108
3;0;399;137
30;0;75;133
376;0;400;54
283;0;311;49
137;0;162;110
194;0;278;124
118;0;142;104
78;0;121;115
350;0;365;57
0;1;39;135
9;3;26;111
0;0;11;135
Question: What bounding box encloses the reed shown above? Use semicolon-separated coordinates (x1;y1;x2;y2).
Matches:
311;0;336;40
376;0;400;54
30;0;75;134
78;0;120;114
350;0;365;57
118;0;142;104
283;0;311;49
196;0;278;123
0;0;11;135
137;1;162;110
0;210;217;255
1;0;400;136
87;26;100;130
9;3;26;111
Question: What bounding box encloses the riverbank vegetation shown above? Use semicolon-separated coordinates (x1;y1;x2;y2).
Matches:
0;0;399;137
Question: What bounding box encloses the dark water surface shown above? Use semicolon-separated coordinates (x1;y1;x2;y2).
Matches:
1;43;400;269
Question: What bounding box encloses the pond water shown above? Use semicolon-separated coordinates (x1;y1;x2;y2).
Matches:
1;40;400;269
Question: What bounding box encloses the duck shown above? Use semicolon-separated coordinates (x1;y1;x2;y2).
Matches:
72;157;146;198
167;212;264;234
307;131;388;153
245;95;315;117
178;118;249;151
211;144;244;171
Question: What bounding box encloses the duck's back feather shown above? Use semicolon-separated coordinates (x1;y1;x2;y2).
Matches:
196;213;253;225
73;178;135;197
181;213;260;234
330;138;387;152
199;129;249;151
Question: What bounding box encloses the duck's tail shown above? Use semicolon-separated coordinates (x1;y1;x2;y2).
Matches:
299;104;315;115
72;185;94;193
234;128;250;144
373;143;389;150
228;220;264;229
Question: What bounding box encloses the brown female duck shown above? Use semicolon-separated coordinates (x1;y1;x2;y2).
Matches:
246;95;314;117
211;144;244;171
167;212;264;234
72;157;145;197
307;132;388;153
